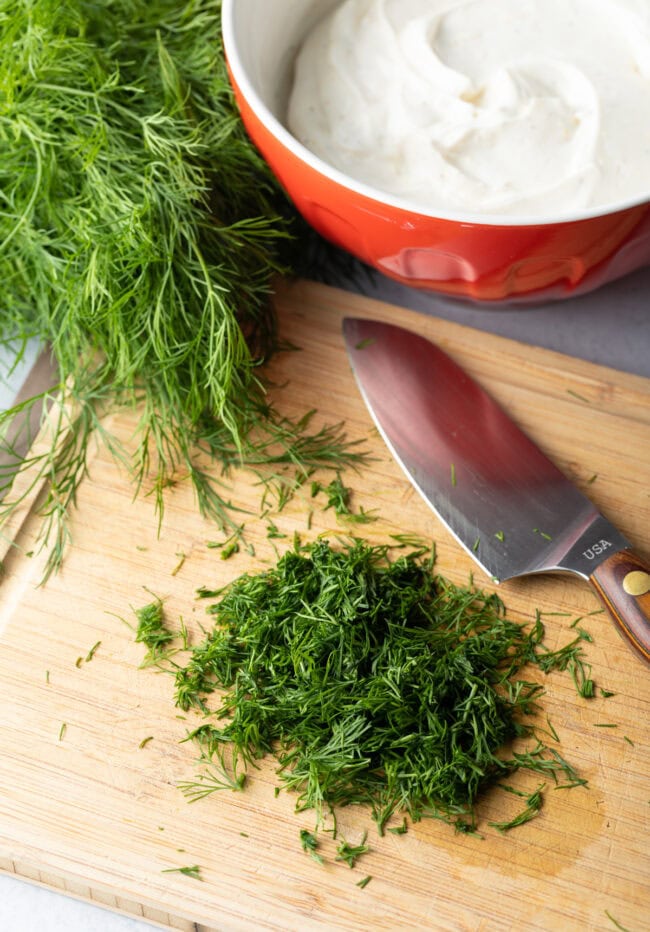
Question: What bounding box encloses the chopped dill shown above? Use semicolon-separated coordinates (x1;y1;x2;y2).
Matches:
85;641;102;663
356;875;372;889
178;619;191;651
545;717;560;743
526;614;596;698
266;521;287;539
604;910;632;932
299;830;323;864
389;532;431;554
58;723;67;741
489;784;544;832
207;526;246;560
323;475;352;515
387;818;408;835
502;742;586;790
567;389;591;403
161;865;202;881
171;553;187;577
322;475;377;524
576;674;596;699
151;538;588;837
139;737;154;749
178;755;246;801
220;541;239;561
135;599;174;654
576;608;605;625
533;528;553;541
623;736;634;747
347;506;379;525
196;586;225;600
336;833;370;868
494;530;505;542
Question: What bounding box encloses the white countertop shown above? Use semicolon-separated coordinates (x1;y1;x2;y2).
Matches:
0;263;648;931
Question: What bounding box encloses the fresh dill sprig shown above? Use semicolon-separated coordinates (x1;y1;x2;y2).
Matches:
0;0;364;576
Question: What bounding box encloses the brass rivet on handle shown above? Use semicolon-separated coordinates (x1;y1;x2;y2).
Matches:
622;570;650;596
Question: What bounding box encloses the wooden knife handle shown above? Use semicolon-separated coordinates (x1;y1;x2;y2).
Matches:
589;550;650;664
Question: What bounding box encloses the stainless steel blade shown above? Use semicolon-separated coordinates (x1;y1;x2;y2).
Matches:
343;317;630;584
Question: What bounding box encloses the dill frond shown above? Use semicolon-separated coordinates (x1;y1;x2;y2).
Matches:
0;0;363;571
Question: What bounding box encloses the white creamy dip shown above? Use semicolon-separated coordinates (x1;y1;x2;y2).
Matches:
287;0;650;216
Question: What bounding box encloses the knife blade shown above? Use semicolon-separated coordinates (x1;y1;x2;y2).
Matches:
343;317;650;665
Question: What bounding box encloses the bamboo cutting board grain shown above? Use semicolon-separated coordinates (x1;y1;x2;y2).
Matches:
0;280;649;931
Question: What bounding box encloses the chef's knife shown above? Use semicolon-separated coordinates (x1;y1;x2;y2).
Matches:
343;317;650;664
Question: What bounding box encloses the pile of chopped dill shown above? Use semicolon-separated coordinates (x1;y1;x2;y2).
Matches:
137;538;588;836
0;0;357;575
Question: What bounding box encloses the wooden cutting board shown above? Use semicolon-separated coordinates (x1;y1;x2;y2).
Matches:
0;280;648;932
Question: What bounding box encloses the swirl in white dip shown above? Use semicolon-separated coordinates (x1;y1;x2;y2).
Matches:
287;0;650;216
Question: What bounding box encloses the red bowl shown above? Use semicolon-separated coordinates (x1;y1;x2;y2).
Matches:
222;0;650;304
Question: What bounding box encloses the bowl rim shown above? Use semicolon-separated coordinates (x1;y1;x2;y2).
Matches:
221;0;650;229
